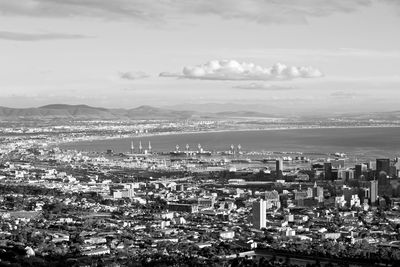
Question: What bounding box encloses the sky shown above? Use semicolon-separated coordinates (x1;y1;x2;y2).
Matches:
0;0;399;115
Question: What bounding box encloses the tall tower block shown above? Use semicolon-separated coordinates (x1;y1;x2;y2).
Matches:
370;180;378;205
276;159;283;178
252;199;266;229
324;162;332;181
376;158;390;178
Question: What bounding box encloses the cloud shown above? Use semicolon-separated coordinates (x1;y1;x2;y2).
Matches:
0;0;165;23
233;83;294;90
0;0;159;21
0;0;386;24
159;72;181;78
118;71;149;80
161;60;323;81
0;30;88;41
177;0;373;24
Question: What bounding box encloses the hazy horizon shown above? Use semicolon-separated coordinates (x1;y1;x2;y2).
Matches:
1;1;400;114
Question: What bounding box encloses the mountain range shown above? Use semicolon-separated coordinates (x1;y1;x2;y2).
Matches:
0;104;399;122
0;104;274;121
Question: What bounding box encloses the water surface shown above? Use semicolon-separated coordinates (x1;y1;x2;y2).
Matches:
60;127;400;160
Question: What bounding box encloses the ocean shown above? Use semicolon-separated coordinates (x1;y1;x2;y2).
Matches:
60;127;400;160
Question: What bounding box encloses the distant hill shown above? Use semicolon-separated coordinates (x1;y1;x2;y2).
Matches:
0;104;196;121
341;110;400;120
124;105;195;120
2;103;398;122
0;104;118;120
214;111;275;118
300;110;400;120
40;104;107;111
163;102;281;114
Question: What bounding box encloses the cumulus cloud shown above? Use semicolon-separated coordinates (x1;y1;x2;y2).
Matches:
233;83;294;90
0;0;387;24
161;60;323;81
0;31;87;41
118;71;149;80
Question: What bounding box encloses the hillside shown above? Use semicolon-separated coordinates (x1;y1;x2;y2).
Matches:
0;104;195;121
1;104;399;122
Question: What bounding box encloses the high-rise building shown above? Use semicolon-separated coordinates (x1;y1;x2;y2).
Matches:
309;182;324;202
394;158;400;178
370;180;378;205
317;187;324;202
376;158;390;177
355;164;368;180
313;182;324;203
331;169;338;180
276;159;283;178
252;199;266;229
324;162;332;180
368;161;375;170
355;164;362;180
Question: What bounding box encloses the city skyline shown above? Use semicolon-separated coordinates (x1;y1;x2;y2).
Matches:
2;2;400;265
0;1;400;114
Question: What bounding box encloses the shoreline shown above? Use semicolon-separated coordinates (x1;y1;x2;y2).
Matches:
57;124;400;146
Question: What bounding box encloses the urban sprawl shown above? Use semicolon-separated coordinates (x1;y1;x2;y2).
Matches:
1;121;400;267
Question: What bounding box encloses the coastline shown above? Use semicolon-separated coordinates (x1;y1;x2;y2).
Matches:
57;124;400;147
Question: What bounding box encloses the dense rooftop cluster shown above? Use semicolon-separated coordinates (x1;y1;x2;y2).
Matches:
1;130;400;267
